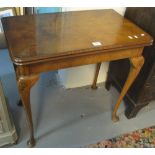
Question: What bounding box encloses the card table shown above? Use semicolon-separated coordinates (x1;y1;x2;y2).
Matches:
2;9;153;147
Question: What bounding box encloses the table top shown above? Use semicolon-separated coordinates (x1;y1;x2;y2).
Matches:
2;9;153;65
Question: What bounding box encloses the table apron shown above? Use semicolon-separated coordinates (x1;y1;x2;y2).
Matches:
16;47;143;76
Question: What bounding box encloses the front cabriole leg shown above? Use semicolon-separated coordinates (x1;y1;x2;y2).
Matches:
112;56;144;122
17;75;39;147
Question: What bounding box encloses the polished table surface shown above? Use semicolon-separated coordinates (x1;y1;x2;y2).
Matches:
2;9;153;147
2;9;152;64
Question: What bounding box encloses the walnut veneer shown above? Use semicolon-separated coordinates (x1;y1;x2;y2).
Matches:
2;9;153;147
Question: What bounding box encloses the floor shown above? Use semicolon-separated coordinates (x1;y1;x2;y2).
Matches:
1;49;155;148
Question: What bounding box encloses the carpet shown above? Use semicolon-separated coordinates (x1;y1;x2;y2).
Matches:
88;126;155;148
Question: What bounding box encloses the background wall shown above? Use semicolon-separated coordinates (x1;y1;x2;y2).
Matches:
58;7;126;88
36;7;62;13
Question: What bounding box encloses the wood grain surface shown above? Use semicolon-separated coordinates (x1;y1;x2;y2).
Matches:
2;9;153;65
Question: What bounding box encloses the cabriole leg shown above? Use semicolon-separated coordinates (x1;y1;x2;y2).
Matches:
91;63;101;89
17;75;39;147
112;56;144;122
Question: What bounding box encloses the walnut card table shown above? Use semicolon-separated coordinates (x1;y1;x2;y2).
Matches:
2;9;153;147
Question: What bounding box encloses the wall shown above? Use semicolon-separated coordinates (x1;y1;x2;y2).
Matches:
36;7;62;13
58;7;126;88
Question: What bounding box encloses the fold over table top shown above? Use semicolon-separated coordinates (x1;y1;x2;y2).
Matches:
2;9;153;65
